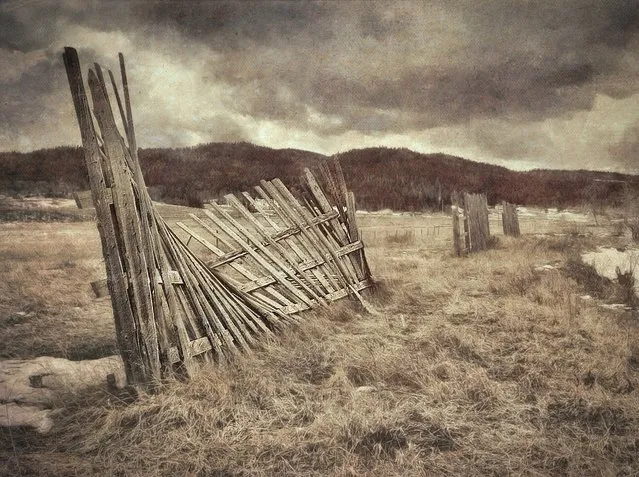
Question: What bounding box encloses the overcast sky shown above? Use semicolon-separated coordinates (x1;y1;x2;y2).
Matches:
1;0;638;172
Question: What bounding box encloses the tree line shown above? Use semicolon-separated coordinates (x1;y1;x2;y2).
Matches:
0;143;635;211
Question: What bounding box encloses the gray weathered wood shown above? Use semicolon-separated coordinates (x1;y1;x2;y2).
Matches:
63;48;146;385
273;177;360;288
254;185;341;292
301;171;362;281
90;279;110;298
119;52;137;161
451;204;464;256
461;192;491;253
73;190;95;209
177;218;296;310
241;190;335;294
225;194;329;300
204;205;319;307
502;201;521;237
88;67;162;382
270;179;359;290
260;180;348;290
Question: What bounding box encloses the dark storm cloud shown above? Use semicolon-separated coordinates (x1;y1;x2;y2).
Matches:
135;1;333;45
0;9;31;50
1;0;333;50
239;0;638;132
0;0;638;170
0;52;63;120
0;46;75;148
0;47;131;150
106;0;635;138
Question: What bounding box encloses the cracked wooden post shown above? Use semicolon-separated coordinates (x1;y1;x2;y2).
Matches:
63;47;152;386
464;192;490;252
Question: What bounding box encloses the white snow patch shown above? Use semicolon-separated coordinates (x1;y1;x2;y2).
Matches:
581;247;639;282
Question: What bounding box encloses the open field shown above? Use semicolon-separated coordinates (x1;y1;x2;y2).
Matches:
1;201;639;476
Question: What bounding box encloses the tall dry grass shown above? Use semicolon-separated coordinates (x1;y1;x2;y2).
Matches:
2;231;638;476
0;222;116;360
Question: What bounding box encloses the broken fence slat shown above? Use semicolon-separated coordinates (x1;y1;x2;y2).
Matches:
225;193;330;300
204;205;319;308
178;218;299;309
90;279;110;298
73;188;114;209
237;240;365;293
272;178;361;291
73;190;94;209
90;269;185;298
202;209;340;268
251;195;337;295
165;275;376;364
254;184;342;292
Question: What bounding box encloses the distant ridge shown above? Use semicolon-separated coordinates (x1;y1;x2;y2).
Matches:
1;143;636;210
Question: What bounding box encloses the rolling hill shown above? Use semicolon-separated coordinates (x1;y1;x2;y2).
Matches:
0;143;636;211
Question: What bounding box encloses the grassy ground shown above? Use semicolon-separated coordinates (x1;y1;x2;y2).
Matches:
0;222;116;360
1;209;639;476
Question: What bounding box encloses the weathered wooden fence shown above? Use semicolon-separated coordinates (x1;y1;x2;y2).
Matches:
502;201;521;237
175;162;373;317
63;47;372;387
451;192;491;255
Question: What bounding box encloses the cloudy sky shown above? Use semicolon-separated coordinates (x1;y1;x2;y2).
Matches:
1;0;638;172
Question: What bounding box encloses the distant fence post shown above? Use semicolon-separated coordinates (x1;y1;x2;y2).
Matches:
452;205;463;256
451;191;467;256
483;194;490;237
502;201;520;237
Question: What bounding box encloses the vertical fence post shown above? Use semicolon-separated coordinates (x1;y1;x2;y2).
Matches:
502;201;521;237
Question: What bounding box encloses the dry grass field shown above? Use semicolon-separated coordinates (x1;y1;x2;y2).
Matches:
1;201;638;476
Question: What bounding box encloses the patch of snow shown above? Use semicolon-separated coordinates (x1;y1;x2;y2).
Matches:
0;355;124;433
0;403;53;434
582;247;639;281
582;247;639;296
599;303;632;311
354;386;377;393
535;264;559;271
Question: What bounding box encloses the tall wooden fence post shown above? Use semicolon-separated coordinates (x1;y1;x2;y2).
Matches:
456;193;490;252
452;205;463;256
